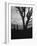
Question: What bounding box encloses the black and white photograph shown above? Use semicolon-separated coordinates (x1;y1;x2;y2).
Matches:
11;6;33;39
0;0;37;45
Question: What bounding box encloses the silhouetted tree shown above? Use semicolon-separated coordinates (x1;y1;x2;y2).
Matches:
16;7;26;30
26;8;33;27
16;7;32;30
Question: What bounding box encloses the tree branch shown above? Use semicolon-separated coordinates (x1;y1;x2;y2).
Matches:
26;8;33;26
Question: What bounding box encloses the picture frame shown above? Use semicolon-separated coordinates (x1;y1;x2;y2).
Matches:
5;2;36;44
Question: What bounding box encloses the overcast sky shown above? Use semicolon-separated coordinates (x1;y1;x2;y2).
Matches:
11;7;23;25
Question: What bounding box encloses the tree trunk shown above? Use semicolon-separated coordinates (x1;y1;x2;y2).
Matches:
22;17;26;30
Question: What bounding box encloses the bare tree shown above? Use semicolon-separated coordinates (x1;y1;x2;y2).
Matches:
26;8;33;27
16;7;33;30
16;7;26;30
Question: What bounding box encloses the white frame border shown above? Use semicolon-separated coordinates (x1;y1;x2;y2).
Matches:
5;2;35;44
